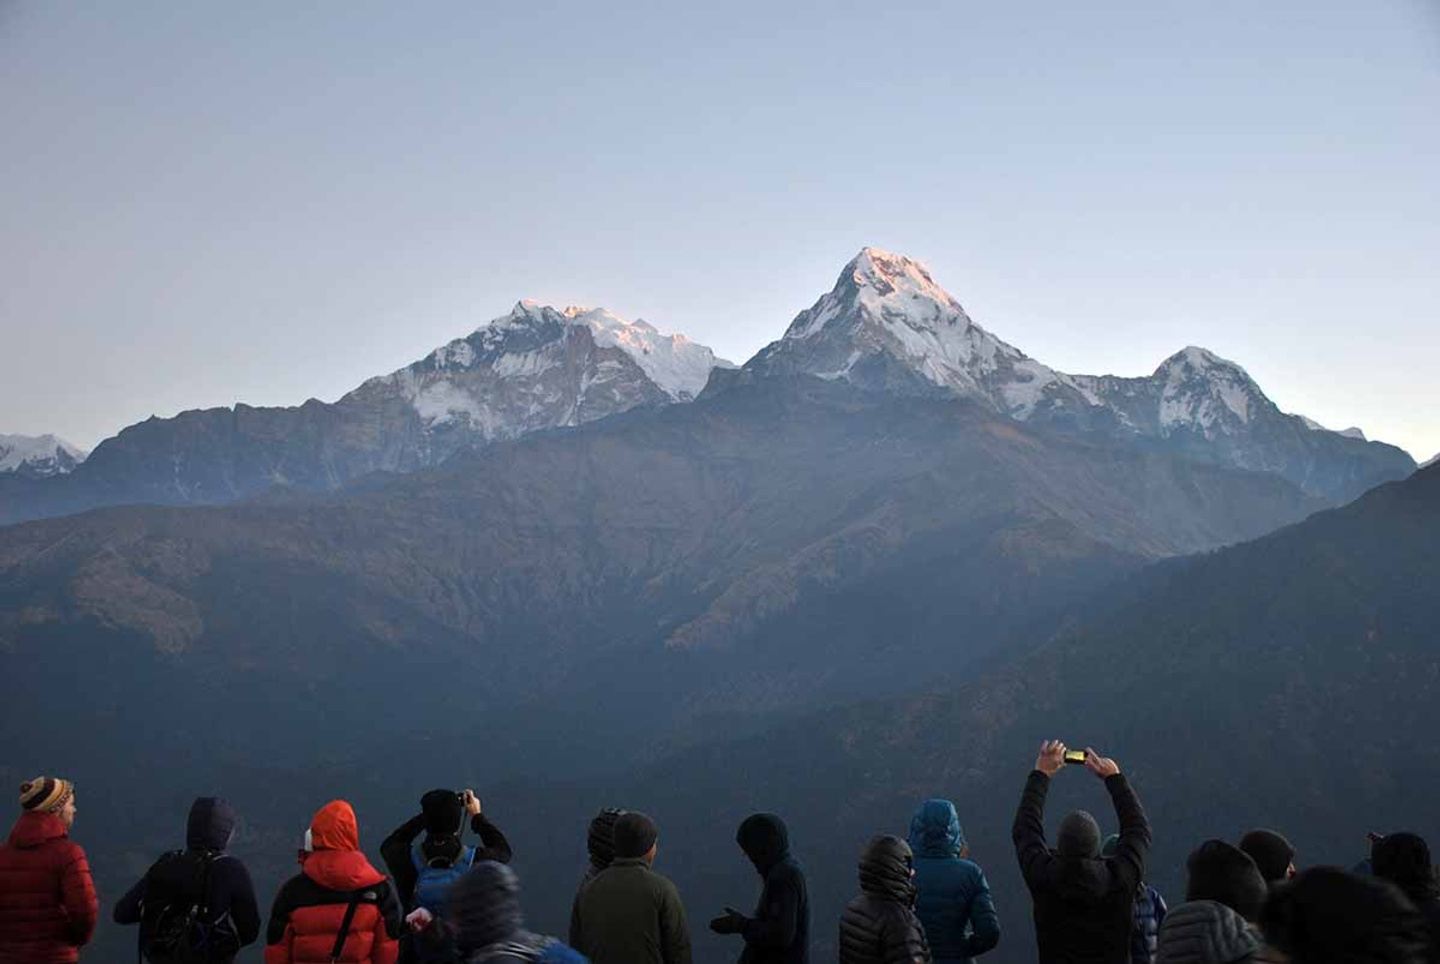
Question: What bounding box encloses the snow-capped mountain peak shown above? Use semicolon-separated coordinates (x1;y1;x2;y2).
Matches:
564;305;733;401
1153;346;1269;432
0;434;88;477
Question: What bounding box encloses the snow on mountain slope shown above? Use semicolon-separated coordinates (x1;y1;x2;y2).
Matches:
0;434;87;477
345;300;732;444
744;247;1413;501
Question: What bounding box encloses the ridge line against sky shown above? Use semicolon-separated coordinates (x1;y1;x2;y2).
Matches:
2;1;1437;458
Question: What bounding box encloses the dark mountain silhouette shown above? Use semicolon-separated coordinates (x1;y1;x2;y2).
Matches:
478;461;1438;961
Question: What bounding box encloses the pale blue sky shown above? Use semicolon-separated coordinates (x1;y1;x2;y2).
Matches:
3;1;1437;459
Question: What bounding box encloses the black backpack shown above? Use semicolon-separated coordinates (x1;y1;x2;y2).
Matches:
140;850;241;964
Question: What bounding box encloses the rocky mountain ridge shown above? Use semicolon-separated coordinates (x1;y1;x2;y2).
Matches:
0;434;86;478
743;248;1413;502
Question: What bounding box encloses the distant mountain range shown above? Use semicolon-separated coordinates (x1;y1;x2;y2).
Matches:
744;249;1413;503
0;434;86;478
0;248;1413;526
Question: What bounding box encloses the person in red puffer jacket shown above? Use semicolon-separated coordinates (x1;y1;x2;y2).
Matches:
0;776;99;963
266;800;404;964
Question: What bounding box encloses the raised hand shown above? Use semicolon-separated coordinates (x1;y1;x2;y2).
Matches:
1035;739;1067;776
461;789;482;816
1083;748;1120;779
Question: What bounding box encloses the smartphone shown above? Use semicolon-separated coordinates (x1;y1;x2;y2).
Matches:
1063;750;1087;765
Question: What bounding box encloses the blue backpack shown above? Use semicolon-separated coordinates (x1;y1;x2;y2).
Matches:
410;842;477;915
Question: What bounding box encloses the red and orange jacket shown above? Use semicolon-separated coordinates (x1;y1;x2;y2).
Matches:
265;801;403;964
0;811;98;964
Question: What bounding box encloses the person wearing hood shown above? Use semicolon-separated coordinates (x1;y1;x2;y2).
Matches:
907;799;998;964
839;834;931;963
1102;833;1167;964
443;861;585;963
1184;842;1267;925
709;813;810;963
570;808;625;948
0;777;97;963
1238;831;1296;891
114;797;261;962
265;800;403;964
1260;867;1426;964
572;811;692;964
1154;901;1259;964
1372;833;1440;961
1011;741;1151;964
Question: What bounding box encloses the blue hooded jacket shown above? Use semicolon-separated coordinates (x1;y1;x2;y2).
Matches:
907;799;1000;964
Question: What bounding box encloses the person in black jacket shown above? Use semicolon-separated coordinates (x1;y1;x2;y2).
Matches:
114;796;261;963
1372;833;1440;962
381;789;513;907
381;788;512;964
710;812;810;963
1012;740;1151;964
1184;841;1267;924
569;807;625;948
1260;867;1427;964
838;834;931;964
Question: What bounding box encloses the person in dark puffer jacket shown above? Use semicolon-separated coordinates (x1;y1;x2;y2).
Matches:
709;813;810;963
114;796;261;962
838;835;931;964
0;777;98;964
1260;867;1426;964
265;800;403;964
908;799;998;964
1012;741;1151;964
1101;834;1166;964
443;861;584;963
1372;834;1440;962
1155;901;1259;964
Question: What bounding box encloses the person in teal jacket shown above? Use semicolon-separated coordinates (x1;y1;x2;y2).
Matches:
907;799;999;964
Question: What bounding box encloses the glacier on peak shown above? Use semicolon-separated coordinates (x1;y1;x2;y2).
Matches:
756;248;1400;453
0;433;88;476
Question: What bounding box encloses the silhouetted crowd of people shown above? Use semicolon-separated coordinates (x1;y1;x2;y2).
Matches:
3;742;1438;963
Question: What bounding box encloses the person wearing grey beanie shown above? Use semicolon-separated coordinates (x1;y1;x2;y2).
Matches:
1012;740;1152;964
572;811;692;964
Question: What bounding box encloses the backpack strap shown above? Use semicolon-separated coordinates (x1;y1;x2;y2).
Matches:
328;888;375;963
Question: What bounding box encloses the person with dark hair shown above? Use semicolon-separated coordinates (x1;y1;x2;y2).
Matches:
1372;833;1440;961
443;861;584;963
1154;900;1259;964
908;799;998;964
569;808;625;949
381;789;512;963
572;811;691;964
1260;867;1427;964
1102;833;1166;964
264;799;403;964
114;797;261;962
0;776;97;963
838;834;931;964
1012;740;1151;964
1185;841;1268;925
1238;831;1296;890
709;813;810;963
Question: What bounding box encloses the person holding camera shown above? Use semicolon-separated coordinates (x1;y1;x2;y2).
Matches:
1012;741;1151;964
380;788;512;963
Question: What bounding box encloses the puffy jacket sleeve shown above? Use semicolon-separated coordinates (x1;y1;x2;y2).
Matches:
226;858;262;947
472;813;513;864
61;843;99;946
659;878;693;964
741;865;802;950
113;868;148;925
1012;770;1054;891
264;876;298;963
379;814;425;907
1104;774;1151;895
962;868;1000;957
882;906;931;964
